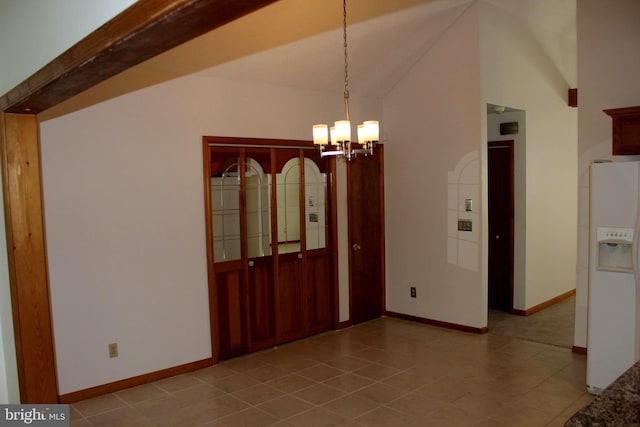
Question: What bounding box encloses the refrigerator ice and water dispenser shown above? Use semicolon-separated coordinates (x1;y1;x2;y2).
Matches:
596;227;634;271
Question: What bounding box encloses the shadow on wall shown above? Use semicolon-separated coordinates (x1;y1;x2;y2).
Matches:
447;150;480;272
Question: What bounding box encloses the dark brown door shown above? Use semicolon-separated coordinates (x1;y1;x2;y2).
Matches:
209;147;276;359
276;150;333;342
208;147;250;359
304;151;332;335
488;141;514;311
244;148;277;352
275;149;307;343
348;147;385;324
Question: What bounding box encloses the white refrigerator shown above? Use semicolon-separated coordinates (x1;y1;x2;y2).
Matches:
587;160;640;394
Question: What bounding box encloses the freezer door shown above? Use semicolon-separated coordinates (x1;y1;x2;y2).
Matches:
587;161;640;394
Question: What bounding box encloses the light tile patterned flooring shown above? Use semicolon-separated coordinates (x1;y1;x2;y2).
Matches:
69;317;593;426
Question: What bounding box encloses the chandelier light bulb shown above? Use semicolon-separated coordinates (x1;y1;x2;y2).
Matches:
357;124;365;144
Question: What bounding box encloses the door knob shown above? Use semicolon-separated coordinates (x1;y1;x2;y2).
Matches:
495;235;500;240
248;260;255;267
353;243;361;251
297;253;303;259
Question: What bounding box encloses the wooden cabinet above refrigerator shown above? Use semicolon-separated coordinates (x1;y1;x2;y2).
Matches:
605;106;640;155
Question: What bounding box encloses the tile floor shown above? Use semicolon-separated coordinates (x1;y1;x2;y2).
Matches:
488;296;576;349
69;317;593;426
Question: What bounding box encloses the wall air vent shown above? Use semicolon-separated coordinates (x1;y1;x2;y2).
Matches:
500;122;519;135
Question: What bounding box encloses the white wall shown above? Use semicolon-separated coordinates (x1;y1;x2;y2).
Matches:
480;2;577;310
383;0;577;330
0;0;137;404
575;0;640;348
384;4;485;328
40;75;380;394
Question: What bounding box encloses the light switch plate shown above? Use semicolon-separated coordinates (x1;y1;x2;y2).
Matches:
458;219;472;231
465;199;472;211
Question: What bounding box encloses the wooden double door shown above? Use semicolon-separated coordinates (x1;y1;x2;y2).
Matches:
204;138;333;360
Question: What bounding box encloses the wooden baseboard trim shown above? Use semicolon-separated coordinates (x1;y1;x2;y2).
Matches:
572;346;587;355
385;311;487;334
511;289;576;316
58;357;213;403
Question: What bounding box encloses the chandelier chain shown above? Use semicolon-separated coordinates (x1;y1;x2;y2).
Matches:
343;0;350;121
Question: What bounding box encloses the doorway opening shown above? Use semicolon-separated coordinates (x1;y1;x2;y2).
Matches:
485;107;575;349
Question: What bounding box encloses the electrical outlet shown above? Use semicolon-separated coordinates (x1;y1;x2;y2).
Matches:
410;287;416;298
108;343;118;358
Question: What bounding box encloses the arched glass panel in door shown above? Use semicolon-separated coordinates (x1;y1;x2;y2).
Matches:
211;157;271;262
277;157;301;254
211;161;241;262
304;158;327;251
244;159;271;259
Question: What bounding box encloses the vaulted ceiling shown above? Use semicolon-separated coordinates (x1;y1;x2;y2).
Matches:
41;0;575;120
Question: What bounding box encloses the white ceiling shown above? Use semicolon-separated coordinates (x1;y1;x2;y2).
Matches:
151;0;576;97
187;0;475;98
42;0;576;120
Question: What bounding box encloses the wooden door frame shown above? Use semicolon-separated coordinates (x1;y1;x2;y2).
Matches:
0;113;58;403
487;140;515;312
0;0;277;403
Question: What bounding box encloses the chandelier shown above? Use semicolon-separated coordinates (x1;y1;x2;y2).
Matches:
312;0;379;161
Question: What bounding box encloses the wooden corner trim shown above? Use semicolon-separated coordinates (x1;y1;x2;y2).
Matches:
385;311;488;334
58;358;213;403
568;88;578;107
2;113;58;403
572;346;587;355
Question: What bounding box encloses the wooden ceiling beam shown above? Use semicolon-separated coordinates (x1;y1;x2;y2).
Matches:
0;0;278;114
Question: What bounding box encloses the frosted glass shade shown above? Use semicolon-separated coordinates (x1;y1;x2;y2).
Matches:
362;121;379;142
334;120;351;142
357;124;365;144
312;124;329;145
